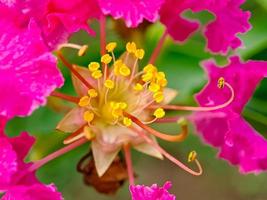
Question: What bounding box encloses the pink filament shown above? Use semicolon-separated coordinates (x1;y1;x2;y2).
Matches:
123;144;135;185
132;127;203;176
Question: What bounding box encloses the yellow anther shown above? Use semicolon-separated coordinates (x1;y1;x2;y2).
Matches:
104;79;115;89
88;89;98;98
114;59;123;75
101;54;112;64
134;83;144;91
156;72;166;80
123;117;132;127
88;62;100;72
78;45;88;56
135;49;145;59
78;96;90;107
118;102;128;109
91;70;103;79
153;91;164;103
112;108;123;118
157;78;168;87
149;83;160;93
142;72;153;82
126;42;137;53
217;77;225;89
153;108;165;119
106;42;117;52
119;64;131;76
143;64;157;73
188;151;197;162
83;126;96;140
83;111;94;122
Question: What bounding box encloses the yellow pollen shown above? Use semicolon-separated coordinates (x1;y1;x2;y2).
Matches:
83;126;96;140
88;62;100;72
123;117;132;127
143;64;157;73
91;70;103;79
78;45;88;56
118;102;128;109
78;96;90;107
157;78;168;87
153;108;165;119
142;72;153;82
134;83;144;91
88;89;98;98
126;42;137;53
135;49;145;59
114;59;123;75
83;111;94;122
101;54;112;64
119;64;131;76
106;42;117;52
104;79;115;89
153;91;164;103
218;77;225;89
188;151;197;162
149;83;160;93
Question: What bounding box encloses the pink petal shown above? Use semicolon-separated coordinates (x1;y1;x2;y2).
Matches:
193;56;267;173
0;17;64;119
99;0;164;27
130;181;176;200
1;184;63;200
160;0;251;54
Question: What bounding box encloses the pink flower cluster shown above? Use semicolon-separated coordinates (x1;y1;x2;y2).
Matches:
0;0;266;199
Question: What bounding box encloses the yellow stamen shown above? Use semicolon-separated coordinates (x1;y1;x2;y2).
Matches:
135;49;145;59
142;72;153;82
123;117;132;127
114;59;123;76
91;70;103;79
106;42;117;52
134;83;144;91
153;108;165;119
78;96;90;107
88;62;100;72
104;79;115;89
101;54;112;64
218;77;225;89
153;91;164;103
88;89;98;98
143;64;157;73
83;111;94;122
78;45;88;56
188;151;197;162
119;64;131;76
126;42;137;53
149;83;160;92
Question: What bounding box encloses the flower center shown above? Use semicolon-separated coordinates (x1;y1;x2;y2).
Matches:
77;42;168;128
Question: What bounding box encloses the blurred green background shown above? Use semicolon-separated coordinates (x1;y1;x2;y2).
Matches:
5;1;267;199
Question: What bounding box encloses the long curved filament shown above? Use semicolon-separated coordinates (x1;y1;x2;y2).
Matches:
150;82;234;112
125;112;188;142
132;127;203;176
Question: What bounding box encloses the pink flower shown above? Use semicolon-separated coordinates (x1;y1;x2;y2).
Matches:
130;181;176;200
0;117;63;199
160;0;251;54
0;12;64;119
98;0;164;27
1;0;101;49
193;56;267;173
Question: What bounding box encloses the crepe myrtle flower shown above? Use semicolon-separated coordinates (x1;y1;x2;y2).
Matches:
36;33;237;187
193;56;267;173
0;116;63;200
130;181;175;200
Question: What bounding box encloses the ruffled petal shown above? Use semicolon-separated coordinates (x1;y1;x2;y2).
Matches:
160;0;251;54
0;17;64;119
98;0;164;27
1;184;63;200
130;181;176;200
